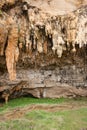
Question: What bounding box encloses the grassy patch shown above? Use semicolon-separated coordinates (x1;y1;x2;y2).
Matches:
0;97;87;130
0;10;3;15
0;97;68;112
0;108;87;130
0;97;87;113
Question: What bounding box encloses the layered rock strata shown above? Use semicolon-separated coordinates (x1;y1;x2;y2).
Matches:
0;0;87;102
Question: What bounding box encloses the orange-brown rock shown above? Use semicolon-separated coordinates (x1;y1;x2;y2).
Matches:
5;23;19;80
0;0;87;102
0;24;8;56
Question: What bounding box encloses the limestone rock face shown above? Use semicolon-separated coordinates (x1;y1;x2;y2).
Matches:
5;23;19;80
0;24;8;56
0;0;87;101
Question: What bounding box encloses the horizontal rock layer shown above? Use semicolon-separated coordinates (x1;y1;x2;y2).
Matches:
0;0;87;102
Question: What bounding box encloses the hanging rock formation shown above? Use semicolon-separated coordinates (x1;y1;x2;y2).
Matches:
0;0;87;102
5;23;19;81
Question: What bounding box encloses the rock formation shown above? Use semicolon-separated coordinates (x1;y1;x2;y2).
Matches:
0;0;87;102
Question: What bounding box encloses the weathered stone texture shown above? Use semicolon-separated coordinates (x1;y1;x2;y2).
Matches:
5;23;19;80
0;0;87;101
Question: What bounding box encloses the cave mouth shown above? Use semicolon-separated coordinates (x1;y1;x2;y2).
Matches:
0;93;36;104
10;91;36;99
0;98;5;104
23;93;36;98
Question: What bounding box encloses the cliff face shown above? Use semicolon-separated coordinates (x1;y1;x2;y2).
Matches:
0;0;87;102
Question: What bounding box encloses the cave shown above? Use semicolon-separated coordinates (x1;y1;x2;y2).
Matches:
0;0;87;103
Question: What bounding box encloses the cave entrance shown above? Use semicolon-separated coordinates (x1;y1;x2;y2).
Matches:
23;93;36;98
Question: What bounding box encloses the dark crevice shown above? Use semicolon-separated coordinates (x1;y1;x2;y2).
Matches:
1;0;22;12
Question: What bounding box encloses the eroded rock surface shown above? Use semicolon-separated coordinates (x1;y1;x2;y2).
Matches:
0;0;87;101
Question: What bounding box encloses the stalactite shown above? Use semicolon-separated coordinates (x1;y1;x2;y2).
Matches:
75;16;87;48
37;41;43;53
43;40;48;54
0;1;87;80
0;24;8;56
5;23;19;81
45;22;52;36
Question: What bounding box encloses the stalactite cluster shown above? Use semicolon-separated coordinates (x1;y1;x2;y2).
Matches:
0;0;87;80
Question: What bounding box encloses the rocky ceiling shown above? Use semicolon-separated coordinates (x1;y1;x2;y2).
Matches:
0;0;87;80
0;0;87;102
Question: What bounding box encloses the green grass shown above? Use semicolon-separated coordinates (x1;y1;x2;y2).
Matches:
0;108;87;130
0;97;87;113
0;97;69;112
0;10;3;15
0;97;87;130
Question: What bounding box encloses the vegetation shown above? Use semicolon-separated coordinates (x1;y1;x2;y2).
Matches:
0;10;3;15
0;97;87;130
0;97;86;112
0;97;69;112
